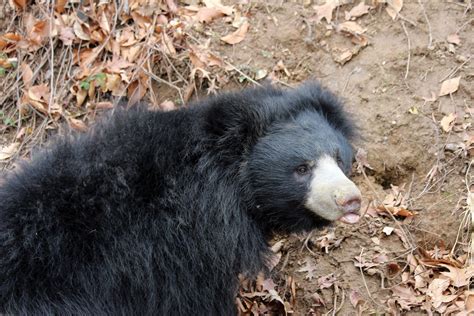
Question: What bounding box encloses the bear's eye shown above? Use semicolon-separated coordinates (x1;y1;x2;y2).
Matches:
335;151;344;168
295;164;310;175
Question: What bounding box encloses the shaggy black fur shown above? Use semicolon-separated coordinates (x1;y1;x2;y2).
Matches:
0;82;355;315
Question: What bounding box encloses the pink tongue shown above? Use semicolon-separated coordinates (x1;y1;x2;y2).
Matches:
339;213;360;224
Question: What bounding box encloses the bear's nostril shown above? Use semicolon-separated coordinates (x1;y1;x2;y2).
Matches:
340;197;361;214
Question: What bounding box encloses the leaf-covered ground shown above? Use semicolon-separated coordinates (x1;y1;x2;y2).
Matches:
0;0;473;314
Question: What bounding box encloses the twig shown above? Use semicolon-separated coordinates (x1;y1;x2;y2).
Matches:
400;21;411;80
451;160;473;257
439;56;471;83
279;250;291;273
303;19;313;44
418;0;433;49
358;248;386;310
48;3;55;114
161;50;188;85
333;286;344;315
301;232;316;255
451;207;470;256
144;68;184;104
456;18;474;34
396;13;417;27
342;67;360;95
224;61;261;86
271;78;293;88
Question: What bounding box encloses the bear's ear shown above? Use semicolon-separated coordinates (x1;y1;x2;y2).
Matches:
289;81;356;140
203;100;239;140
203;92;267;164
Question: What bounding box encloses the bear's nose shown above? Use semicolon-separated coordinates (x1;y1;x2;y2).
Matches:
339;197;361;214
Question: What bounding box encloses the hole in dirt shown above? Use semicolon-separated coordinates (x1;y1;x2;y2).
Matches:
367;165;416;190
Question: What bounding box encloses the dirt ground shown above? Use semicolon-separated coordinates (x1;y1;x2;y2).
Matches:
0;0;473;314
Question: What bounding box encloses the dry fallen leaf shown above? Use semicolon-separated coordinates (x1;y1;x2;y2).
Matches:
201;0;233;15
75;87;88;107
345;2;372;20
11;0;26;10
68;118;88;132
376;205;414;217
203;0;222;7
440;113;457;133
312;292;326;307
0;142;20;161
21;63;33;87
333;49;353;64
337;21;367;36
232;11;246;28
0;33;22;52
105;74;121;94
189;44;224;70
371;237;380;245
391;285;424;310
20;14;50;51
317;273;337;289
59;27;75;45
427;278;457;309
161;32;177;56
127;73;148;106
439;76;461;96
298;257;317;281
73;21;91;41
313;0;339;23
447;33;461;45
332;46;363;65
316;229;343;252
105;57;134;73
386;0;403;20
220;20;249;45
466;291;474;312
196;7;226;23
22;84;51;114
439;264;474;287
413;265;428;289
54;0;67;13
99;10;111;34
349;290;363;307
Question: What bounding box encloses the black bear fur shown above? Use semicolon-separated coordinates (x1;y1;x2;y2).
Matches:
0;82;355;315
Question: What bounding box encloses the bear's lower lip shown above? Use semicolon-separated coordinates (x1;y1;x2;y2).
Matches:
338;213;360;224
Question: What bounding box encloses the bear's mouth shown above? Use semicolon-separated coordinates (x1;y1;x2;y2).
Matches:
337;212;360;224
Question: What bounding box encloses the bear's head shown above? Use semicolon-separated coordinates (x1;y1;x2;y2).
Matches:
247;109;361;233
204;82;361;234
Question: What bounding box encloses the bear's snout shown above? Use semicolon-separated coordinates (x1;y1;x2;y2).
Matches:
333;186;361;224
337;196;361;213
305;155;362;224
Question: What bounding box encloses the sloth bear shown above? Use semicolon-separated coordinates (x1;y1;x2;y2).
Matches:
0;82;361;315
